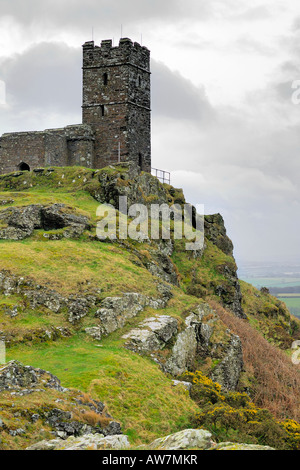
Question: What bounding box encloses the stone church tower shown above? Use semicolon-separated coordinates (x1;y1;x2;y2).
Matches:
82;38;151;172
0;38;151;174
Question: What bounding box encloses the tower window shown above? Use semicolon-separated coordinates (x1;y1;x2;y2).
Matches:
138;153;143;170
100;105;105;117
103;73;108;86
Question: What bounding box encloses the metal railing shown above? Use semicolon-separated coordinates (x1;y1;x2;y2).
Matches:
151;167;171;185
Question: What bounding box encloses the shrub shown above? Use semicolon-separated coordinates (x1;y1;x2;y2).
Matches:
182;370;299;450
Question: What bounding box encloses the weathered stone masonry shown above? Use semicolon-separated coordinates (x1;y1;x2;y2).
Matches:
0;38;151;175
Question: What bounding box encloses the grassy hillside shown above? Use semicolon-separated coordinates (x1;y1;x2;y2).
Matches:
0;164;299;450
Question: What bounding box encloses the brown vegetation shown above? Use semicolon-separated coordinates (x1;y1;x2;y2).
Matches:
209;300;300;422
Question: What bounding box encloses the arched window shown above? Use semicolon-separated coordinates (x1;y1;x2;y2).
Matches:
18;162;30;171
103;73;108;86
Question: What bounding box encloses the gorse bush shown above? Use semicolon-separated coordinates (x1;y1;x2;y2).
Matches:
280;419;300;450
181;370;300;450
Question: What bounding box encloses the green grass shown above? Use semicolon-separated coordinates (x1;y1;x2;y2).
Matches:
0;189;100;222
242;277;300;289
6;333;199;445
1;165;299;448
0;238;158;296
278;296;300;318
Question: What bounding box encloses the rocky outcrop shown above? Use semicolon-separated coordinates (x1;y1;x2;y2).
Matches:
139;429;214;450
0;270;101;326
123;316;178;354
214;274;245;319
0;203;91;240
42;407;121;440
0;360;66;394
204;214;234;256
95;293;147;337
145;250;179;286
0;326;71;347
211;334;244;391
0;270;173;336
94;285;173;338
26;433;130;450
25;428;276;451
163;305;216;377
139;429;276;451
93;162;170;209
116;238;179;286
122;302;244;391
0;361;122;442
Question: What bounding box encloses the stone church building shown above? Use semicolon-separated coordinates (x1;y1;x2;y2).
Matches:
0;38;151;175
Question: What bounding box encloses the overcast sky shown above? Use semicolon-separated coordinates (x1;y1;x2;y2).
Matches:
0;0;300;267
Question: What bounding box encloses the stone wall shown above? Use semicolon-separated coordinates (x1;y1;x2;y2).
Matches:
0;124;95;173
65;125;95;168
0;131;45;174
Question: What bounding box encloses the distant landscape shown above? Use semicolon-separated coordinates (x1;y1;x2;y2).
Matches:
238;261;300;319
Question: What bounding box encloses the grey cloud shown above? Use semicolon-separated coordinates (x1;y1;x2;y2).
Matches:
1;42;82;115
232;5;272;22
151;67;300;262
0;0;212;29
151;60;215;122
234;35;274;56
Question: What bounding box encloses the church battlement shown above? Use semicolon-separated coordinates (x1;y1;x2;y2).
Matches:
82;38;150;71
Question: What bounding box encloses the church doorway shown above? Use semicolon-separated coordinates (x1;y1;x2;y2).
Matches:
18;162;30;171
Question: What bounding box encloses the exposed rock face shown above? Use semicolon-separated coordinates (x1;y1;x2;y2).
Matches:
171;380;192;392
85;327;102;341
140;429;214;450
26;433;130;450
67;295;94;324
204;214;234;256
0;361;123;441
0;203;90;240
164;304;218;377
123;316;178;353
0;269;172;336
145;250;179;286
211;334;244;391
202;213;246;319
0;361;65;393
42;407;121;440
95;286;173;338
94;163;169;209
25;429;276;451
214;275;245;319
0;326;71;346
96;293;146;336
0;270;101;327
122;302;244;391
